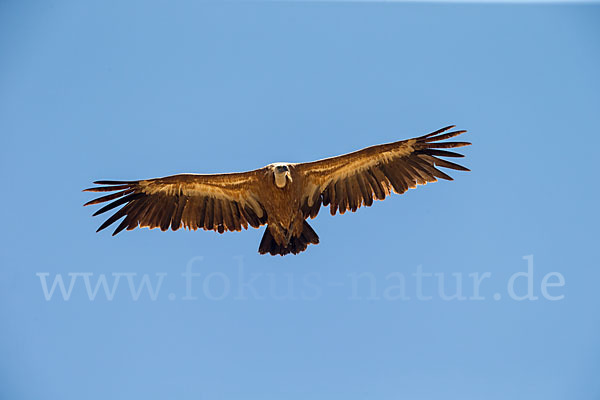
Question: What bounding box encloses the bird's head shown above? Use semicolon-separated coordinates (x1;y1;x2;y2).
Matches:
269;163;293;188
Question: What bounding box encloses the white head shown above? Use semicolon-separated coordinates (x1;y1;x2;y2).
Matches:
269;163;293;188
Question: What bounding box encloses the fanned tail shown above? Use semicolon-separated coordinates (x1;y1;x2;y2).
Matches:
259;221;320;256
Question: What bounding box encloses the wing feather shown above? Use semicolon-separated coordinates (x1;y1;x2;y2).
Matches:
84;189;135;206
235;203;248;230
356;174;373;207
365;168;386;200
92;192;144;216
170;195;188;231
204;197;214;231
335;180;348;215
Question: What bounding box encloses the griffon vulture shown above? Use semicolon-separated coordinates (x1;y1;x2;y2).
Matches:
84;125;470;255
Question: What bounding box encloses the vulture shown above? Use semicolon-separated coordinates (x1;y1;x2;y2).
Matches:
84;125;470;256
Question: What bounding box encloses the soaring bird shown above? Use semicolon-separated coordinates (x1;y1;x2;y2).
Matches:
84;125;470;255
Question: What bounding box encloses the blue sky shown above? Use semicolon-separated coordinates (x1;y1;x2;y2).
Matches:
1;1;599;399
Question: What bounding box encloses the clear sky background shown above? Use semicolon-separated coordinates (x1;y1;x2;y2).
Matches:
1;1;599;399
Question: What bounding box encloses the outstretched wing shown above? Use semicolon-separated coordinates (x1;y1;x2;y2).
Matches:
84;170;268;236
295;125;471;218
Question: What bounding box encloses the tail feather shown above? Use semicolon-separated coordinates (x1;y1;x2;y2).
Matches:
258;221;320;256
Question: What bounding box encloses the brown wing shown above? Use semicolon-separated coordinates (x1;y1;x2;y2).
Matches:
83;170;268;236
295;125;471;218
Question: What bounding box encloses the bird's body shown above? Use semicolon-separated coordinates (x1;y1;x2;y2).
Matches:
261;165;303;242
84;126;471;255
256;164;320;254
